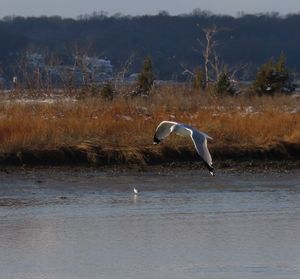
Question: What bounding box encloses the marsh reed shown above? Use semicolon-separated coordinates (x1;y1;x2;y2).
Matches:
0;86;299;165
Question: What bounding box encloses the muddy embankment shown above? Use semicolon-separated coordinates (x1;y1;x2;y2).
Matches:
0;141;300;169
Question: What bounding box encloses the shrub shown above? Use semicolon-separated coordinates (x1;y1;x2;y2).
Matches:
253;54;295;95
132;57;155;97
100;81;114;100
193;68;206;91
215;71;236;95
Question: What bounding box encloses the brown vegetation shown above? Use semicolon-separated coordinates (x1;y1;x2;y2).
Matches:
0;86;300;167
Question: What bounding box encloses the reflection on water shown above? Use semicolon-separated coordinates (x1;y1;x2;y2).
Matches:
0;168;300;279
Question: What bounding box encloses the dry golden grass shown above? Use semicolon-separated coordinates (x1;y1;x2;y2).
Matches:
0;86;300;164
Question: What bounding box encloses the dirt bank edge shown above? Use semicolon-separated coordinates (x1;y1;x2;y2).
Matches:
0;141;299;168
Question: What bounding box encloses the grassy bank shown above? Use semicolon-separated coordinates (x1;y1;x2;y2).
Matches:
0;87;300;167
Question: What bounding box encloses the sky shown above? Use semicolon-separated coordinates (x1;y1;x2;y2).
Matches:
1;0;300;18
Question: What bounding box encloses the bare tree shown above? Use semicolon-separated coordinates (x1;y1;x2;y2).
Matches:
193;25;219;87
193;25;248;93
202;25;218;87
69;43;94;87
113;54;135;91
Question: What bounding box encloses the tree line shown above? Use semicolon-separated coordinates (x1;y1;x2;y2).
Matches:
0;11;300;82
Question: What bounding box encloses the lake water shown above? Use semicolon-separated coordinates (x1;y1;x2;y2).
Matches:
0;168;300;279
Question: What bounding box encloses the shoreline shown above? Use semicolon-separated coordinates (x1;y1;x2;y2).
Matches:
0;141;299;170
0;92;299;171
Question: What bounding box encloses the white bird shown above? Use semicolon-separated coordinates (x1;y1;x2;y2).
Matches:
153;121;214;176
133;187;139;194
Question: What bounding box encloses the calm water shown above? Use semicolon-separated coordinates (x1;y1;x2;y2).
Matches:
0;168;300;279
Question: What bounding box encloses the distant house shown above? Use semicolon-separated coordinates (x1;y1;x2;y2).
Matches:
47;65;84;86
26;53;45;69
82;56;113;82
128;73;139;82
23;53;113;87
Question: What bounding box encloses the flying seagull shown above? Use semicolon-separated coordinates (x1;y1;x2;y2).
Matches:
153;121;214;176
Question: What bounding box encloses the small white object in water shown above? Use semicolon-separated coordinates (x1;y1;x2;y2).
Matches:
133;187;139;194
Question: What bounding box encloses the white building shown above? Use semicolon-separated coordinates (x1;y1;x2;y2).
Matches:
26;52;45;68
82;56;113;82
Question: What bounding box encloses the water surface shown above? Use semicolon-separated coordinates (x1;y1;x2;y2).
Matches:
0;168;300;279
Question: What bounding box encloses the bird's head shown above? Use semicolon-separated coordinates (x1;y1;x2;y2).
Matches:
153;135;161;145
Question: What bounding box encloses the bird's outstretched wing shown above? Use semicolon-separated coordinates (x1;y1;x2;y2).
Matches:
153;121;178;144
186;127;213;170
